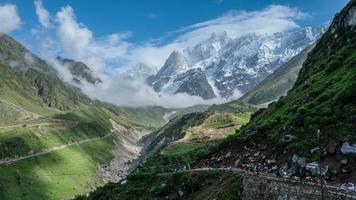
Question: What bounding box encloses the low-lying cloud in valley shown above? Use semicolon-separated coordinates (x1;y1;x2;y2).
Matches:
30;0;308;108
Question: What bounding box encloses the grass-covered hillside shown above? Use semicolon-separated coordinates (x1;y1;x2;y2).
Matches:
77;101;254;199
235;0;356;159
0;34;171;200
240;45;314;106
208;99;257;114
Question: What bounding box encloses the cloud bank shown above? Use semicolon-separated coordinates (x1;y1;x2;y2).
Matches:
31;2;308;108
0;4;21;33
34;0;50;28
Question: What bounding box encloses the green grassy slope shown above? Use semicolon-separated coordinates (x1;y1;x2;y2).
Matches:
0;34;91;112
240;45;314;106
0;34;170;200
202;112;251;129
239;0;356;156
77;103;254;199
76;129;240;200
0;136;116;200
208;99;257;114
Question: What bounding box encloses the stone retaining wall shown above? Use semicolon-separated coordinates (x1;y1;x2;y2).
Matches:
241;175;356;200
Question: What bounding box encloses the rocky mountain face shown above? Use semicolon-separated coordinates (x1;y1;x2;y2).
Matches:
57;57;102;85
147;27;324;99
240;44;315;106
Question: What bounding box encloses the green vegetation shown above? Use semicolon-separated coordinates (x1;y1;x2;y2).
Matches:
203;112;251;129
0;122;107;160
237;1;356;158
78;171;240;200
162;142;203;156
102;104;168;129
208;99;256;114
77;106;253;199
76;137;240;200
0;136;116;200
148;112;209;144
0;34;172;200
76;95;254;200
0;101;22;125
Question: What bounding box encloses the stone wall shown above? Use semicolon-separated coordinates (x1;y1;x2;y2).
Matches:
241;175;356;200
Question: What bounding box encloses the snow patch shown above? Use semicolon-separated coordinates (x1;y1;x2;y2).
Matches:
346;7;356;26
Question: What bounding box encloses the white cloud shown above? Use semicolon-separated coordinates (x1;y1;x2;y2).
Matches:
56;6;93;60
32;4;308;108
78;71;228;108
0;4;21;33
129;5;309;68
34;0;50;28
55;6;130;74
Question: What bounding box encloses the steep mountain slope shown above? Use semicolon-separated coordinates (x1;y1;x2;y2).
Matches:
240;44;314;106
0;34;169;128
76;99;256;200
76;105;254;200
0;34;173;200
194;0;356;185
0;34;90;112
208;100;257;114
148;27;323;99
57;57;102;85
240;1;356;155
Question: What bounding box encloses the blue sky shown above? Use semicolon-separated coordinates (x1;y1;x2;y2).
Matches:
2;0;349;43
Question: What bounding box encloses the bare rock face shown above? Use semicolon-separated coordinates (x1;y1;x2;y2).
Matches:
345;7;356;26
98;120;150;183
174;68;216;99
56;57;102;85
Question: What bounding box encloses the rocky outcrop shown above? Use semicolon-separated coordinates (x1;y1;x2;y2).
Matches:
56;57;102;84
174;68;216;99
98;120;150;183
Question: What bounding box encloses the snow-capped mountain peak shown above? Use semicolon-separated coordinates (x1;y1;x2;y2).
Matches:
155;51;188;77
148;27;324;99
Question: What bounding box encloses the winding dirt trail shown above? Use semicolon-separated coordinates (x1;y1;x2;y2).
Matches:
0;134;111;165
0;119;78;130
0;97;42;120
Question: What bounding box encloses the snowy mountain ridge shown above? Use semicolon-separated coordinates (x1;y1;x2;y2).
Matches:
147;27;325;99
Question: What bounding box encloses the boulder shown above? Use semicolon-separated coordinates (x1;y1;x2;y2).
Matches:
305;162;328;176
280;134;297;143
266;159;276;165
271;165;278;171
341;159;348;165
341;183;356;191
234;159;240;166
225;152;232;158
340;142;356;154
